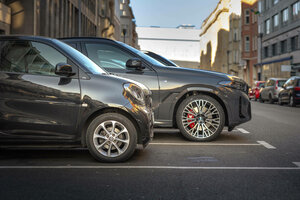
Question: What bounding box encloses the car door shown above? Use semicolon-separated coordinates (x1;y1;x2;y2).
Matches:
281;78;292;102
261;80;269;99
0;40;81;140
82;41;160;119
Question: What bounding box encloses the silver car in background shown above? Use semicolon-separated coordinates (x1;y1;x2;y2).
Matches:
259;78;287;104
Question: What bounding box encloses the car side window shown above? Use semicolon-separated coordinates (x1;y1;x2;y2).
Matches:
0;40;67;76
28;42;67;76
85;43;134;71
0;40;28;73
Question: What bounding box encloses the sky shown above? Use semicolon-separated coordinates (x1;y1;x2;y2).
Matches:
131;0;220;29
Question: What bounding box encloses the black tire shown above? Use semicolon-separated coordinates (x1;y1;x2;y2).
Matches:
176;94;225;142
86;113;137;162
278;96;283;106
269;94;274;104
289;95;296;107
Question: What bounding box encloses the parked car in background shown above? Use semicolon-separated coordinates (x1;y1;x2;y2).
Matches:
142;50;179;67
259;78;287;103
61;37;251;142
0;36;153;162
278;76;300;107
249;81;265;101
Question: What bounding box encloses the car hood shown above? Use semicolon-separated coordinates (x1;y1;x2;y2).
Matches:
158;65;231;80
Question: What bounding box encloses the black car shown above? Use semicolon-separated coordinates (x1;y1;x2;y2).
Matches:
0;36;153;162
142;51;179;67
61;37;251;142
278;76;300;107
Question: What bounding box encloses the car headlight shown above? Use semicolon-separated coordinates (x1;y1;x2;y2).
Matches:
123;83;145;105
219;75;248;93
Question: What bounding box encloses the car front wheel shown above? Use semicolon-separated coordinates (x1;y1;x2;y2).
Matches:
289;95;296;107
86;113;137;162
176;95;225;142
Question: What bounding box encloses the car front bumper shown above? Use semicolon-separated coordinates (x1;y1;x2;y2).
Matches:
219;87;252;130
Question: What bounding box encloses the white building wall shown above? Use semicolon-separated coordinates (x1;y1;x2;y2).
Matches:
137;27;201;66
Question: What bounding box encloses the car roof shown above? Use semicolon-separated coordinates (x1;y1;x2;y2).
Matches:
0;35;56;43
268;78;287;80
59;36;116;43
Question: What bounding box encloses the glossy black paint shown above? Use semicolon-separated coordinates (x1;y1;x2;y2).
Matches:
279;76;300;105
61;37;251;130
0;36;153;147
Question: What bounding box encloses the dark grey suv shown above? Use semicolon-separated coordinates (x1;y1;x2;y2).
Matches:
61;37;251;142
0;36;153;162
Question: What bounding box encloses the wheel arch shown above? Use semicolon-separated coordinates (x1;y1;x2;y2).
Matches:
172;89;229;128
80;107;141;147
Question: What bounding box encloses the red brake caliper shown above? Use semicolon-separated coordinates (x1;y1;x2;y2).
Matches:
187;109;195;128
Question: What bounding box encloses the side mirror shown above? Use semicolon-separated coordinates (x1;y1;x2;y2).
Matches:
126;58;145;70
55;62;76;77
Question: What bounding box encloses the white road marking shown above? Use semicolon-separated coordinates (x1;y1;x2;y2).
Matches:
149;143;260;146
236;128;250;134
293;162;300;167
0;165;299;170
257;141;276;149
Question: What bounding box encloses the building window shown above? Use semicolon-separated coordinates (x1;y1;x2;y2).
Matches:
272;43;277;56
273;0;279;5
281;8;289;25
258;1;263;13
245;36;250;52
272;14;279;30
233;29;239;41
245;9;250;25
291;36;299;51
281;40;287;54
264;46;269;58
292;1;300;20
265;19;271;34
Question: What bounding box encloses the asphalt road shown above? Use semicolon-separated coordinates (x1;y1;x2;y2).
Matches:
0;101;300;200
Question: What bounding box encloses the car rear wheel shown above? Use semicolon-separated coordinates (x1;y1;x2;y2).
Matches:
289;95;296;107
86;113;137;162
176;95;225;142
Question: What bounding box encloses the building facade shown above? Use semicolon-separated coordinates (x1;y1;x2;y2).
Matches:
228;13;243;78
1;0;138;47
120;0;139;48
257;0;300;79
241;0;259;86
199;0;242;73
0;0;11;34
137;26;201;68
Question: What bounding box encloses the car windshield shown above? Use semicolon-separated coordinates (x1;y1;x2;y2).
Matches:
117;41;165;67
277;80;286;87
54;40;107;75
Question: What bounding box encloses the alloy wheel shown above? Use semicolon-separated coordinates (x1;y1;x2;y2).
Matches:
181;99;220;139
93;120;130;157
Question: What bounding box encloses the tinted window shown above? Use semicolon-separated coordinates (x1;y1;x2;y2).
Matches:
297;79;300;86
0;40;28;73
85;43;133;70
0;40;67;76
55;40;106;75
258;82;264;88
277;80;286;87
117;41;165;67
28;42;67;76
